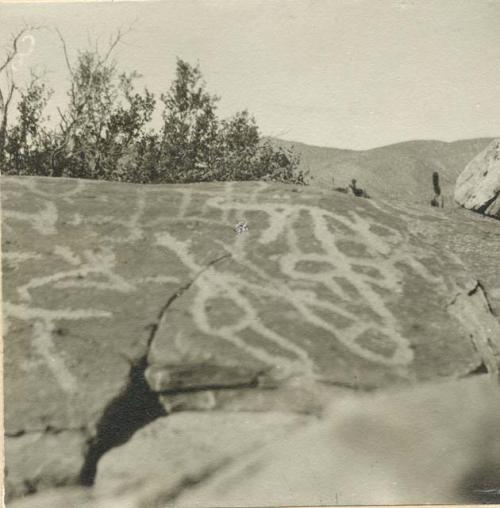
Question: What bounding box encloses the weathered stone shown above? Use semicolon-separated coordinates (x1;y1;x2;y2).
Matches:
8;377;500;508
5;431;88;502
145;180;500;393
94;411;310;498
447;281;500;373
380;197;500;317
172;375;500;507
3;174;500;501
8;488;97;508
159;381;347;415
454;138;500;218
8;485;169;508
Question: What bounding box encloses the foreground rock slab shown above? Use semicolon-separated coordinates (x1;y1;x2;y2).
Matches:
171;375;500;507
5;431;87;500
9;376;500;507
455;138;500;219
94;412;310;497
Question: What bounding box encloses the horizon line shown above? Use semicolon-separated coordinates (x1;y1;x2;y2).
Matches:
266;135;498;152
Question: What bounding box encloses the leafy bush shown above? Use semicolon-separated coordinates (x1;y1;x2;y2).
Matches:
3;73;54;176
1;32;305;185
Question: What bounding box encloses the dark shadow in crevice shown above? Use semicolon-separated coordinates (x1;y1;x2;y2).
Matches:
79;356;166;486
475;191;500;217
466;361;489;376
78;254;235;487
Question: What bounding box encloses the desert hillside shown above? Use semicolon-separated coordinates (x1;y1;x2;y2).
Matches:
272;137;493;204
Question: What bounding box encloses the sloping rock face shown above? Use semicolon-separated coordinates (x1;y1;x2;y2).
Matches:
454;138;500;218
3;175;500;505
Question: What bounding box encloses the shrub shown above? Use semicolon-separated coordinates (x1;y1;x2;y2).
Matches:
1;34;305;186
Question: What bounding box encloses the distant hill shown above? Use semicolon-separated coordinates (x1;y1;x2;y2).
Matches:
270;138;494;205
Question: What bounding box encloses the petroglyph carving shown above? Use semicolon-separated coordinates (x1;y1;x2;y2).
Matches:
2;177;470;390
3;302;111;393
53;245;81;266
3;200;58;235
3;252;43;268
151;185;448;374
16;247;135;301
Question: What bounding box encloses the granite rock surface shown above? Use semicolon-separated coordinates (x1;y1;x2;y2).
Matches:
455;138;500;219
3;174;500;504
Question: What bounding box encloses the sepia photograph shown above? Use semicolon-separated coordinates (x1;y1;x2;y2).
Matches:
1;0;500;506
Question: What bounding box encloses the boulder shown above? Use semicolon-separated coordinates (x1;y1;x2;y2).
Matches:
172;375;500;507
94;412;310;498
5;431;87;500
454;138;500;218
3;175;500;503
9;376;500;507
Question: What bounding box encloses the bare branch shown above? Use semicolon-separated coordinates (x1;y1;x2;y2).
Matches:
0;64;17;143
5;81;16;111
56;106;69;128
29;66;50;82
102;28;123;63
50;22;135;176
0;26;39;75
55;28;74;77
102;23;134;63
5;63;14;90
0;30;25;75
55;29;79;108
0;81;15;147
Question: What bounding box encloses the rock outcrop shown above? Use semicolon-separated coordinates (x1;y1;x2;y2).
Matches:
3;175;500;506
169;375;500;507
9;375;500;507
454;138;500;218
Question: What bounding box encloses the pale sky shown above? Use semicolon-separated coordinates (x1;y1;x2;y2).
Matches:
1;0;499;149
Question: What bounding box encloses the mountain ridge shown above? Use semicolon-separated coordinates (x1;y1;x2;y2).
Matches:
269;136;494;153
269;136;495;205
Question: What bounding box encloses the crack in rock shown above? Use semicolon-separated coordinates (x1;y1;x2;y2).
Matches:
145;253;232;349
78;356;166;486
5;426;88;438
78;254;232;487
448;281;500;376
476;190;500;217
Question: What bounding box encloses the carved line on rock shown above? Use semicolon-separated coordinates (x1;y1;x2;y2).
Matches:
2;251;43;267
2;179;463;383
153;191;434;370
17;247;135;301
202;196;426;366
155;230;317;380
3;200;58;235
6;176;86;201
4;302;112;393
53;245;82;266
